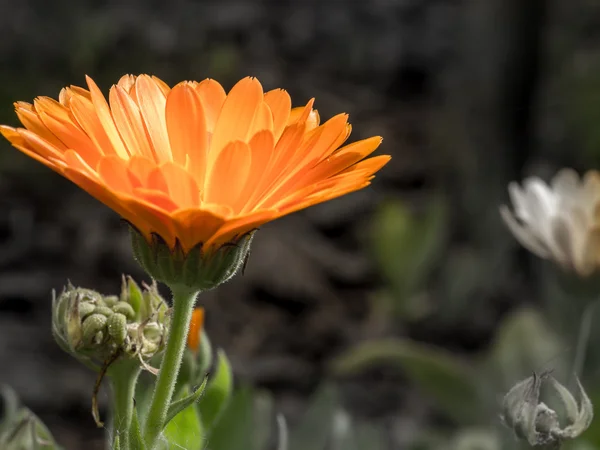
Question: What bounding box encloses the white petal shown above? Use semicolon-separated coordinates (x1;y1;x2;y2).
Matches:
500;205;551;258
508;181;533;223
550;217;575;269
524;178;557;217
551;168;580;200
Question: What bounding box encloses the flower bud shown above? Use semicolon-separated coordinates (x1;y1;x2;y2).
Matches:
52;277;170;371
502;371;593;447
130;228;254;291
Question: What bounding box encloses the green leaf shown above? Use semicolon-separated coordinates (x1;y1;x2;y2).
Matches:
331;339;482;424
0;386;20;435
198;349;233;431
487;308;567;387
165;378;208;427
327;411;387;450
163;386;205;450
253;392;274;450
205;387;256;450
450;428;500;450
371;198;447;320
0;387;61;450
288;386;338;450
351;423;387;450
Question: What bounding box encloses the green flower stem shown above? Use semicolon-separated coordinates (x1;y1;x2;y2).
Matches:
143;286;198;449
572;300;598;385
109;360;142;450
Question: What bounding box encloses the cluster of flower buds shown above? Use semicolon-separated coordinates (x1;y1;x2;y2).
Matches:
502;371;593;448
51;276;170;371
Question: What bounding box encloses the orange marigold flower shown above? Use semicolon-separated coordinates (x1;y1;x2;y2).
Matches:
0;75;390;253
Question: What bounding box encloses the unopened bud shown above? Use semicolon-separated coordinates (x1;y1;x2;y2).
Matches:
82;314;108;346
502;372;593;447
107;313;128;347
113;302;135;320
52;277;170;371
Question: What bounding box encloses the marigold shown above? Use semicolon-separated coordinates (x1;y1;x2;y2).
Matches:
0;75;390;253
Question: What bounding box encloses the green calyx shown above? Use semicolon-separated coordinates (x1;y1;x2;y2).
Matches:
130;228;254;291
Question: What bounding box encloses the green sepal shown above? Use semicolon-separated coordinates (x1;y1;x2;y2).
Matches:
165;377;208;427
130;228;254;291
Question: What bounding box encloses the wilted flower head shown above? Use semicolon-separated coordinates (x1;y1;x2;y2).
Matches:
500;169;600;276
502;371;593;448
0;75;390;289
52;277;169;370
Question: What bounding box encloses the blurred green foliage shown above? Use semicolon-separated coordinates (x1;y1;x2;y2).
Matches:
371;198;448;321
0;386;60;450
208;384;387;450
334;198;600;450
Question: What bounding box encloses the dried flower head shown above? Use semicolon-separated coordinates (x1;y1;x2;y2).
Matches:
500;168;600;276
502;371;593;448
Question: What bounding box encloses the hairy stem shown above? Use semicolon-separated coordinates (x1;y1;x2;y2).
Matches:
143;286;197;449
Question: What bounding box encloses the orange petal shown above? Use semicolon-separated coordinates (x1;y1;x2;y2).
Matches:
245;122;306;209
204;210;276;250
15;105;66;150
273;133;378;198
132;188;179;213
248;101;274;136
239;130;274;213
63;167;135;216
209;77;263;157
205;140;251;208
10;143;60;171
0;125;26;147
128;155;157;185
69;95;117;157
17;129;65;162
165;83;208;184
86;76;130;159
35;108;102;168
195;79;226;133
97;156;141;194
117;75;137;93
146;167;169;193
123;194;179;246
187;308;205;351
264;89;291;141
159;161;200;208
63;149;97;176
171;209;226;251
293;136;383;189
109;85;155;160
135;75;172;162
151;76;171;97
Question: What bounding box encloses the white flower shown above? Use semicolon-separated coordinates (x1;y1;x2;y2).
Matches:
500;168;600;276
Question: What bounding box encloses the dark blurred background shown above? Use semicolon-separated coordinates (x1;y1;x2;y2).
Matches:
1;0;599;449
